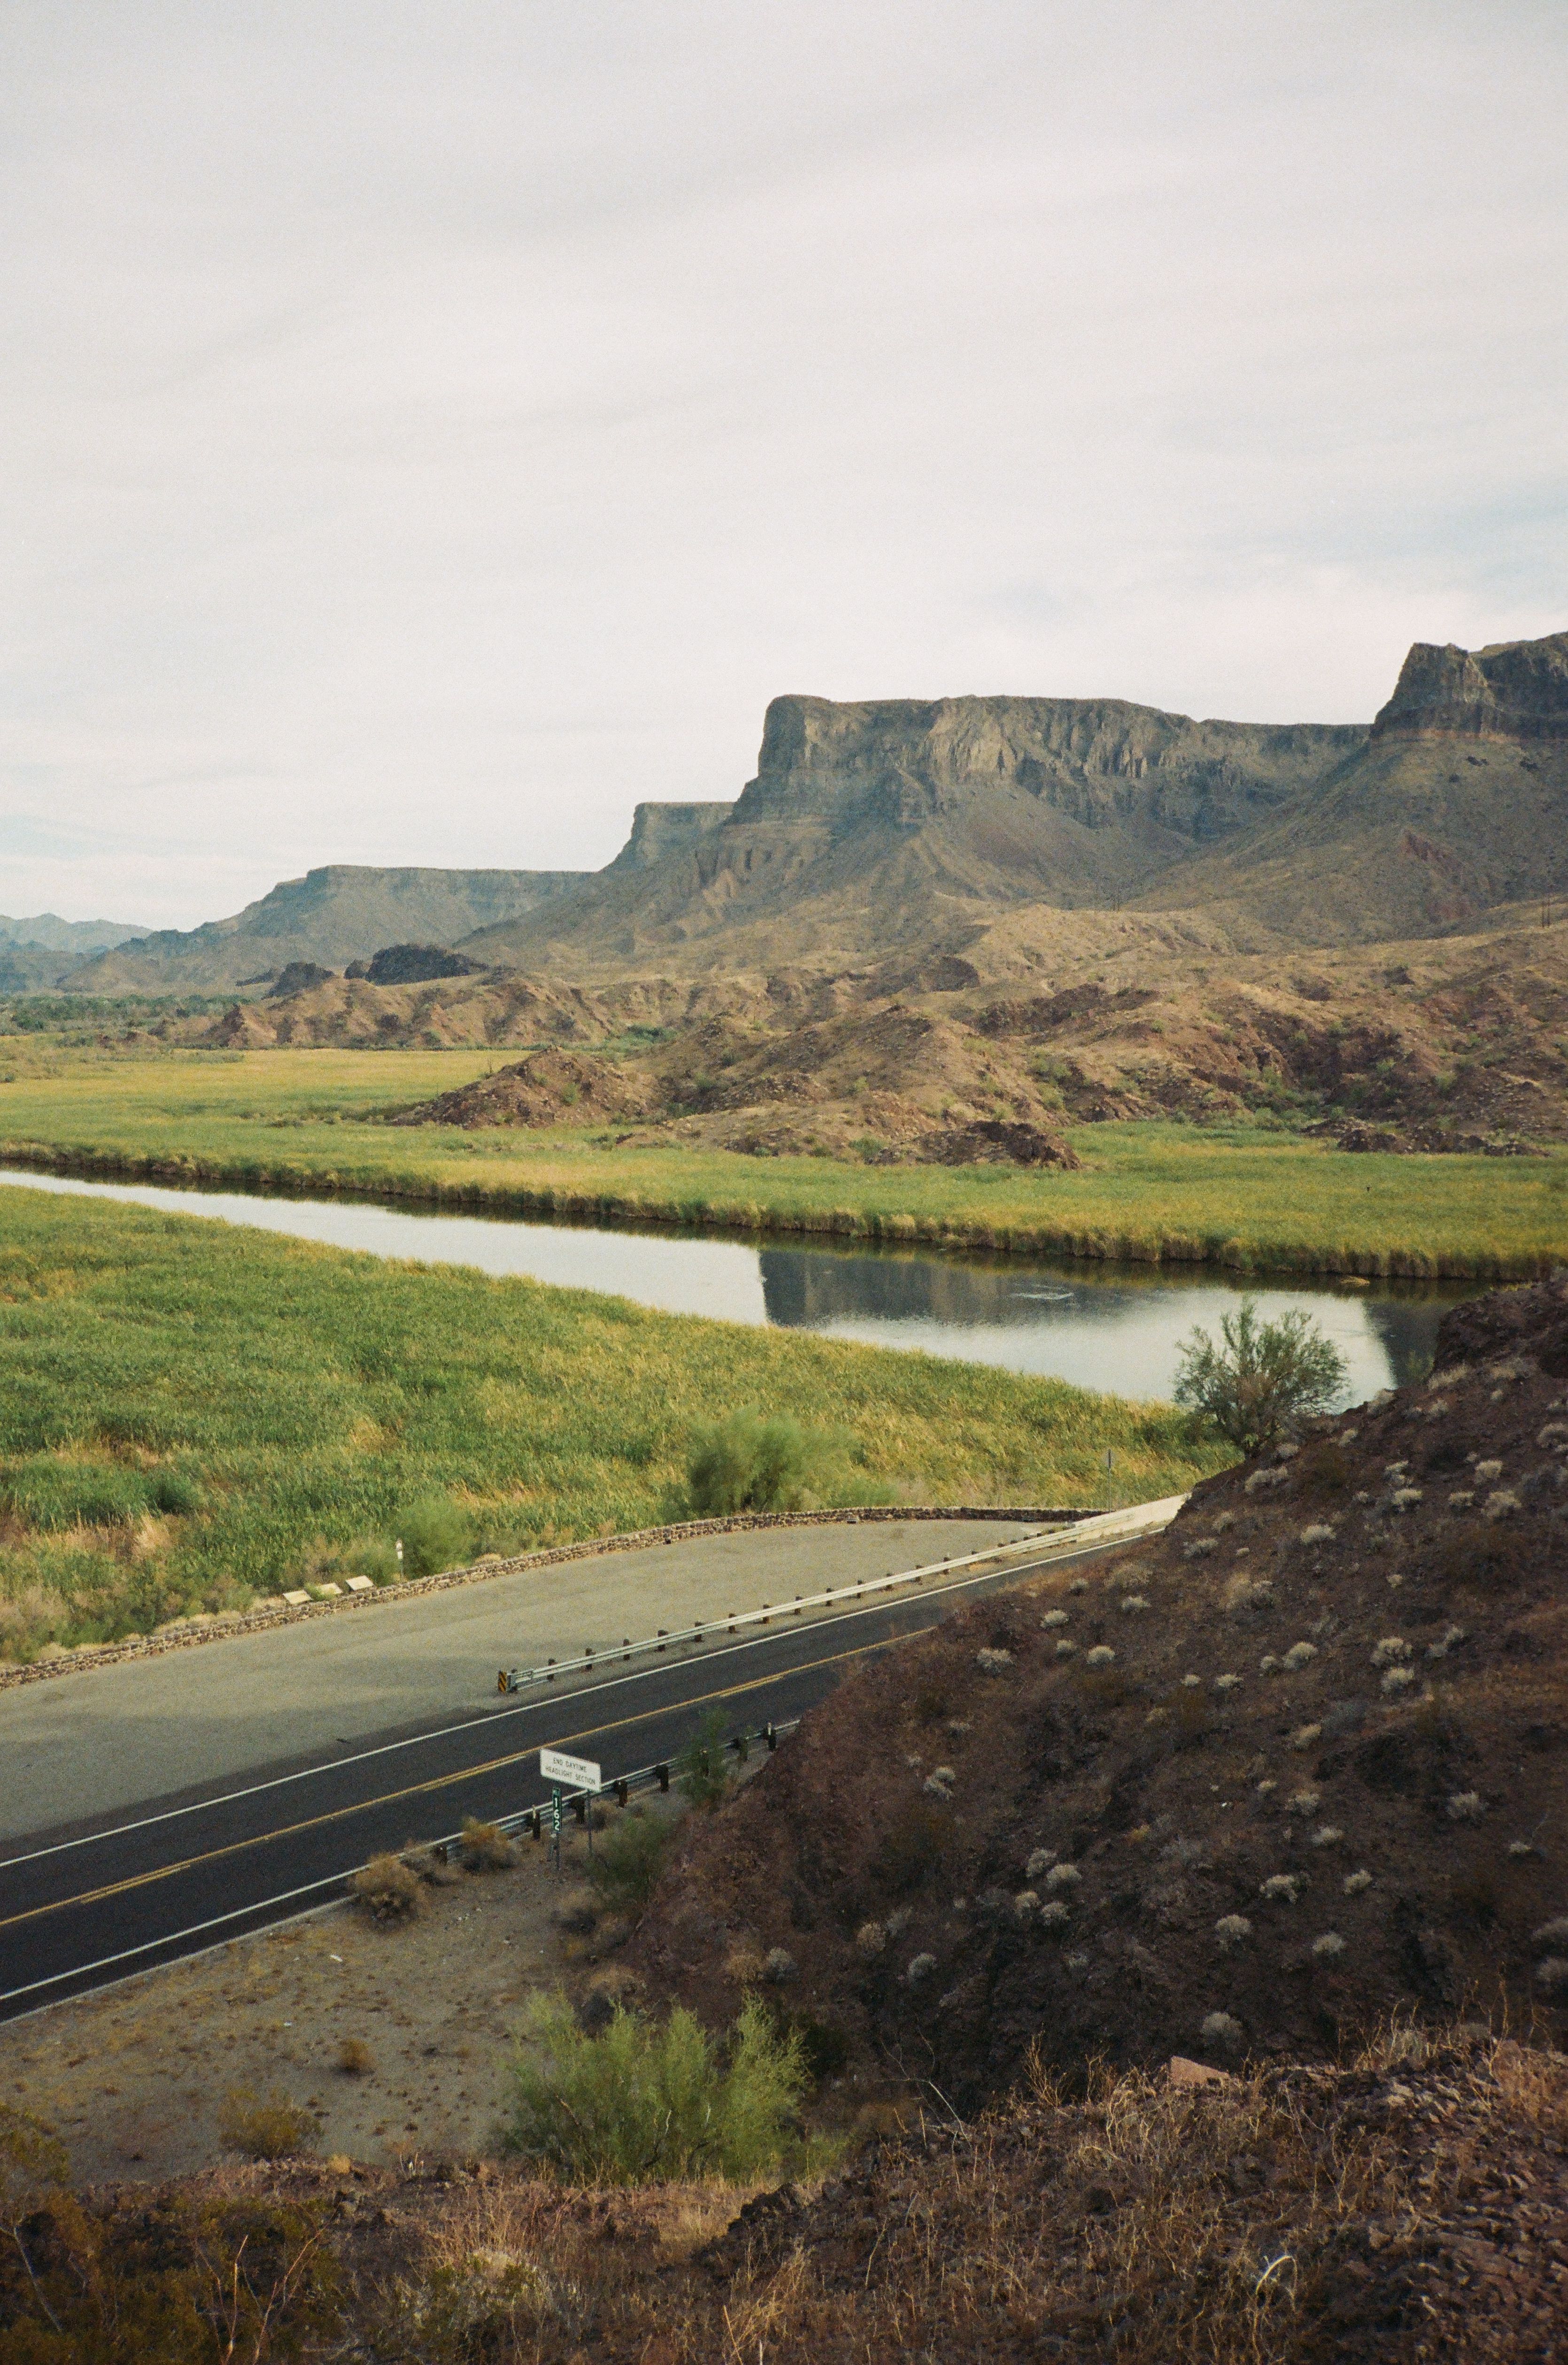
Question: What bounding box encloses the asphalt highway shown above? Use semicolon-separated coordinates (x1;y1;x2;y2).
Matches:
0;1533;1134;2022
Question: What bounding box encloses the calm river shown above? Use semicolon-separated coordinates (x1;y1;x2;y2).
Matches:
0;1166;1468;1408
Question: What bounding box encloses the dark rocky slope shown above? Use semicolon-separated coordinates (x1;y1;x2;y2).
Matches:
631;1273;1568;2102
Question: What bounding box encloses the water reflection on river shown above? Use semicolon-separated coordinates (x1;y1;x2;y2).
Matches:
0;1167;1467;1407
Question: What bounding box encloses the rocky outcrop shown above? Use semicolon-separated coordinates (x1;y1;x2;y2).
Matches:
268;961;335;998
605;800;734;870
737;693;1365;841
358;943;484;985
1372;629;1568;743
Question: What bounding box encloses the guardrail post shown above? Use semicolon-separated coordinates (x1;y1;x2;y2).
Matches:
527;1809;542;1842
573;1795;587;1826
614;1777;628;1807
656;1762;670;1792
764;1723;777;1752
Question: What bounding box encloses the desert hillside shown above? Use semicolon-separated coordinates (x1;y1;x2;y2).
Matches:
1137;630;1568;944
200;905;1568;1155
628;1272;1568;2101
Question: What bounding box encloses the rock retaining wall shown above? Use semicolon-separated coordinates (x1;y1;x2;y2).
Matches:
0;1503;1081;1693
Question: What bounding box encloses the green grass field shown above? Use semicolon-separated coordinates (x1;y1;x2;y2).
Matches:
0;1046;1564;1277
0;1188;1220;1662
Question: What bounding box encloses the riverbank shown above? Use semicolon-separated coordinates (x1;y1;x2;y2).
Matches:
0;1189;1217;1662
0;1047;1564;1276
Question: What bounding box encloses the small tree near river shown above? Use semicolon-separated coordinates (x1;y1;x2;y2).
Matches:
1173;1295;1349;1458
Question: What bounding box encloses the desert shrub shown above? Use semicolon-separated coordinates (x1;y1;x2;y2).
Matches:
348;1535;400;1583
396;1494;469;1577
784;2011;850;2080
0;2180;346;2357
1436;1520;1529;1594
337;2038;374;2076
460;1815;516;1871
1173;1297;1349;1457
0;2102;68;2227
401;1840;461;1885
874;1800;955;1893
677;1706;734;1810
502;1993;809;2184
350;1853;423;1921
551;1886;600;1934
1294;1442;1353;1497
588;1807;671;1915
681;1408;864;1515
217;2086;317;2160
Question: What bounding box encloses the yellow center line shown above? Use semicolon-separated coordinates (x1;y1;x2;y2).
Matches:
0;1636;887;1938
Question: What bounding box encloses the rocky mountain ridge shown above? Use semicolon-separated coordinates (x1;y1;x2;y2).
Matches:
22;623;1568;1000
66;863;585;995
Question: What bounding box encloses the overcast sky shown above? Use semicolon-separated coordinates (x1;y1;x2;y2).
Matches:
2;1;1565;929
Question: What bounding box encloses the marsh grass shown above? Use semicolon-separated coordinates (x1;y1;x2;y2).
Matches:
0;1044;1563;1276
0;1189;1210;1658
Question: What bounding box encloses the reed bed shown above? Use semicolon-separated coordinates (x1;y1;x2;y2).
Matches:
0;1188;1214;1660
0;1047;1564;1276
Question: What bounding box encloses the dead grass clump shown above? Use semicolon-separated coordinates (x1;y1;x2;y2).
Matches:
350;1853;423;1922
460;1815;517;1871
216;2086;316;2160
336;2038;375;2076
551;1885;600;1935
401;1841;462;1886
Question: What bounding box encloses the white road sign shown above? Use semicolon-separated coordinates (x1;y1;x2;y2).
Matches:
540;1746;602;1791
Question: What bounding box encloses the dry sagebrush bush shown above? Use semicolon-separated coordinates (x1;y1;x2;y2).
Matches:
216;2086;316;2161
350;1852;423;1922
460;1815;516;1870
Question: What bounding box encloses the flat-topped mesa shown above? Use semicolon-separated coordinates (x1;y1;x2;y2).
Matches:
1371;629;1568;744
732;693;1365;841
606;801;734;871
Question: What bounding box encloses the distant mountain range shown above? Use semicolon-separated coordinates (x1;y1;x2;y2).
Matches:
15;627;1568;997
65;866;583;994
0;911;151;993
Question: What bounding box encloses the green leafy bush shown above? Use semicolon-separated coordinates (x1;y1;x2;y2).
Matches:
396;1494;469;1577
682;1407;887;1516
347;1535;400;1583
676;1707;734;1811
1173;1296;1348;1457
587;1807;672;1914
502;1994;808;2184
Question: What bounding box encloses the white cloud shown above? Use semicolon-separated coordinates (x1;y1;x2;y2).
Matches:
0;0;1564;925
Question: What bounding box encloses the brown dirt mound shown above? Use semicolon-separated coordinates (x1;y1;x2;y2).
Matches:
629;1274;1568;2103
393;1048;658;1128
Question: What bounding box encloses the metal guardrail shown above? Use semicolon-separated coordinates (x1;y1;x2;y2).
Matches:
423;1720;802;1861
495;1495;1187;1697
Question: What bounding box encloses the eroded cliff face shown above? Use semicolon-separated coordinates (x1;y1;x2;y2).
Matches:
734;692;1365;842
1372;629;1568;743
605;800;734;870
